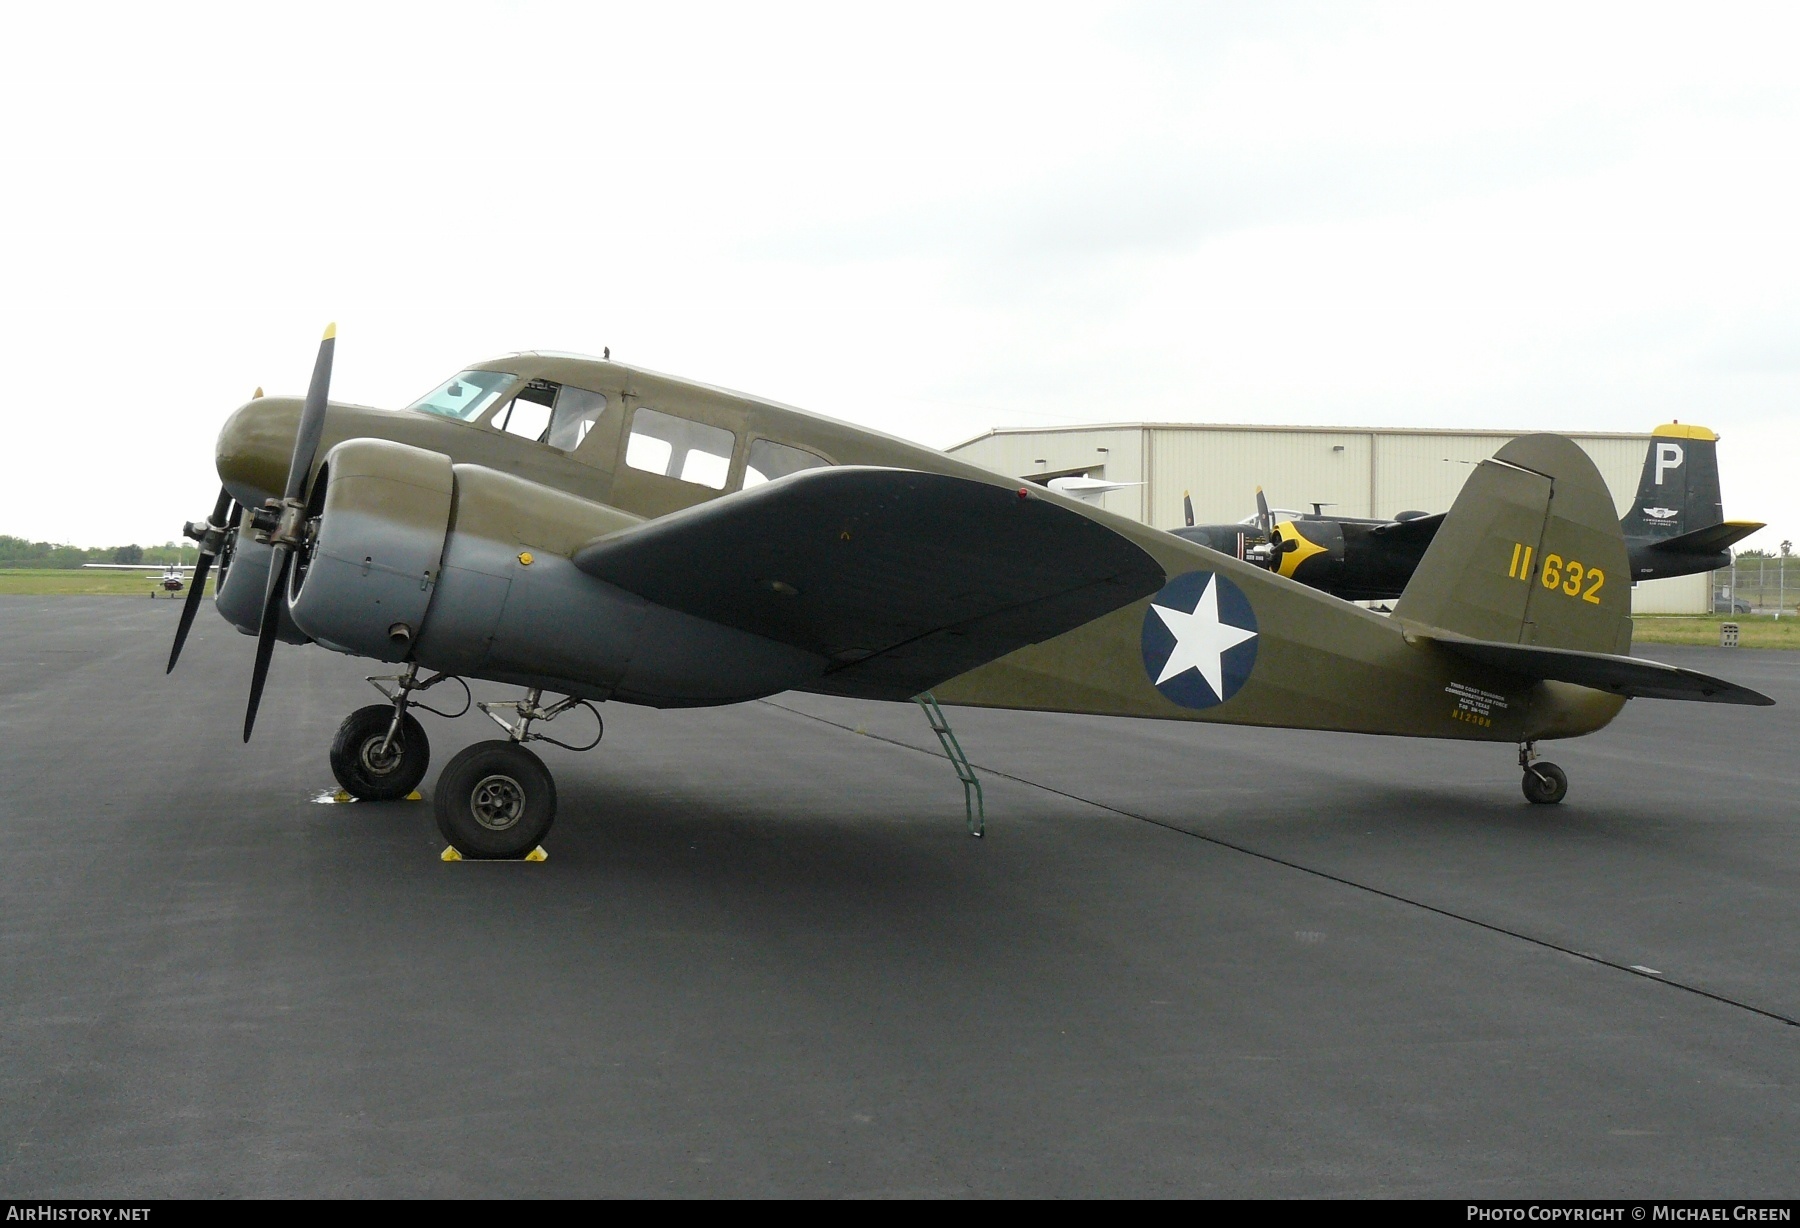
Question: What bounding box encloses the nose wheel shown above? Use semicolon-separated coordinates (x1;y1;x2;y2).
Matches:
329;704;431;801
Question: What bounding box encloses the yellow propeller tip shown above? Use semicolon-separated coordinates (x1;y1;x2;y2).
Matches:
252;386;263;399
322;322;337;340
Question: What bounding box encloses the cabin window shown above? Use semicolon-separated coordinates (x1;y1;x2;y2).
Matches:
743;439;831;488
624;407;736;490
409;370;515;421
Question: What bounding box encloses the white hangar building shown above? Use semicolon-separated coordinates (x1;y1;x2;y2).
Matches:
946;423;1710;614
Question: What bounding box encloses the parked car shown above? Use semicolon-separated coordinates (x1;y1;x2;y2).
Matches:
1715;596;1753;614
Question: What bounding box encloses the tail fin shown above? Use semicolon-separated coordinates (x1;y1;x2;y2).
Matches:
1393;434;1631;656
1623;423;1723;542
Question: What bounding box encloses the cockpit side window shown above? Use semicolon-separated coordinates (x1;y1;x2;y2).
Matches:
624;406;736;490
743;438;831;488
547;386;608;451
486;379;611;450
494;379;558;441
409;370;516;421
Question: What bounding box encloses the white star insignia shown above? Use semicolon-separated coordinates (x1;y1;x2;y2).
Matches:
1150;575;1258;699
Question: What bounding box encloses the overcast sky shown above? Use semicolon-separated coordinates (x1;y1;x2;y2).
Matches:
3;1;1796;548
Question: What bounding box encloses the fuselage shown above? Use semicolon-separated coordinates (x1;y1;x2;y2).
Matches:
214;352;1630;744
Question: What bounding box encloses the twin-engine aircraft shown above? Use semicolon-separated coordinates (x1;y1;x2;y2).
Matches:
170;329;1771;859
1176;427;1763;602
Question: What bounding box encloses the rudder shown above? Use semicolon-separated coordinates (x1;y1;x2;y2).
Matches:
1393;434;1631;655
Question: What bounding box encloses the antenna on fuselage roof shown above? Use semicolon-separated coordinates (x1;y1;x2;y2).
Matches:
603;347;610;360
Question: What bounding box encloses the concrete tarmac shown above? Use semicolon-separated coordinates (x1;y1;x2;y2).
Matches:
1;596;1796;1197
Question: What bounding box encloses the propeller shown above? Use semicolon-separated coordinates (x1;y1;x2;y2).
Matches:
243;323;336;742
1255;487;1274;537
1183;491;1194;528
167;486;239;673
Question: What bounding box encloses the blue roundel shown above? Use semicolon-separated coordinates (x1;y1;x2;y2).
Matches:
1139;571;1260;709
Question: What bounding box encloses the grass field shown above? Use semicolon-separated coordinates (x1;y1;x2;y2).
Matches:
1630;614;1800;649
0;569;214;597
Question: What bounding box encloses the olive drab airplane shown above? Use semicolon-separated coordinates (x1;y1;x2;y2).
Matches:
1177;426;1765;603
170;328;1772;859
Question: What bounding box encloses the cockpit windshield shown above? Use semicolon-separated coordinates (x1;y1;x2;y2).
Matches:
409;370;516;421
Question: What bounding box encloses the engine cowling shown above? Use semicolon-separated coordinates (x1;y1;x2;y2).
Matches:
215;514;312;644
287;438;454;662
1269;518;1345;584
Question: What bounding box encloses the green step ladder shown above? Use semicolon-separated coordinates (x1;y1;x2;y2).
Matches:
914;691;985;838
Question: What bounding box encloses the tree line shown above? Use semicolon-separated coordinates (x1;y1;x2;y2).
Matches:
0;536;192;569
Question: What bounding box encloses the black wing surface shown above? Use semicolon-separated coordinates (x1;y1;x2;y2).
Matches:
1369;512;1446;544
1426;635;1773;705
573;467;1166;701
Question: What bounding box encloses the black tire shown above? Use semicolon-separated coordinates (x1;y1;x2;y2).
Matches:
433;740;556;859
329;704;431;801
1522;762;1569;805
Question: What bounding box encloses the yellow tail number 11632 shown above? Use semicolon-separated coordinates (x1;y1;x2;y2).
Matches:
1507;542;1604;604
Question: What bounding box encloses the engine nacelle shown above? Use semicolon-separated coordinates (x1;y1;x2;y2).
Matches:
215;514;312;644
288;439;453;662
285;440;824;704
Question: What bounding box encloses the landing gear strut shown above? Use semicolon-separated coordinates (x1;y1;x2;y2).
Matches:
433;688;603;859
328;664;471;801
1519;742;1568;805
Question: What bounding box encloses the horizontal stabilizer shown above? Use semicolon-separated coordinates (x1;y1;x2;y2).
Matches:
1426;635;1773;706
574;467;1165;700
1369;512;1445;544
1642;520;1764;556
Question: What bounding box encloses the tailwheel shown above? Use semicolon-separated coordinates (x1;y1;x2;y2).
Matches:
1522;761;1568;805
330;704;431;801
434;740;557;859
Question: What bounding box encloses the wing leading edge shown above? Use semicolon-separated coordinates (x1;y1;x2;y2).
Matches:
573;467;1167;701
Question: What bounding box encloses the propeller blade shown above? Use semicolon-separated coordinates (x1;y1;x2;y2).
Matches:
167;487;235;674
284;323;336;503
1255;487;1272;535
243;546;292;742
243;324;334;739
1183;491;1194;528
168;555;214;673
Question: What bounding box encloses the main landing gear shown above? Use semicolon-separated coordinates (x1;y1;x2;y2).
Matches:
330;705;430;801
328;670;601;858
1519;743;1569;806
329;665;471;802
433;687;603;860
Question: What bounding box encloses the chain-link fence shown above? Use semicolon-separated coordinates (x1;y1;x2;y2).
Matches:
1714;556;1798;614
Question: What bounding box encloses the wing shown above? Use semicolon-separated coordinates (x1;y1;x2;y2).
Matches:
573;467;1166;701
80;564;187;571
1369;511;1446;544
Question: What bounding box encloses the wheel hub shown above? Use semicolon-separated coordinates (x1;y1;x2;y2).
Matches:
359;733;402;776
470;774;526;830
